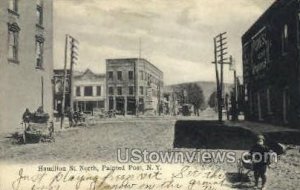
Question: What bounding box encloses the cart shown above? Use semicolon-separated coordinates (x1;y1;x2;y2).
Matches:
237;154;253;182
22;122;54;143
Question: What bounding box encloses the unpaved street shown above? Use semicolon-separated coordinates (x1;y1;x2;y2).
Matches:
0;113;299;189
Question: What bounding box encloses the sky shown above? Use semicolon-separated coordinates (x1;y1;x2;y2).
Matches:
53;0;275;85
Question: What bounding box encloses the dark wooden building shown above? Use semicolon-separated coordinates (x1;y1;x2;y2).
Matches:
242;0;300;127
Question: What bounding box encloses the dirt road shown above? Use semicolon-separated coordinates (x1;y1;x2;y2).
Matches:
0;116;299;189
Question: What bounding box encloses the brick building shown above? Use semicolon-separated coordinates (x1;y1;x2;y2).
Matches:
242;0;300;127
0;0;53;133
106;58;163;115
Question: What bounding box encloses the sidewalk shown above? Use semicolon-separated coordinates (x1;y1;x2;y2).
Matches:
225;120;300;145
225;120;300;133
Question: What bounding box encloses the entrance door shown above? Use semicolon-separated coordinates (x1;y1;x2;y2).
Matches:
116;97;125;115
127;97;136;115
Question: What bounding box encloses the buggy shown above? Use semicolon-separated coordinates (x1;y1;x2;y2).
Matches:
237;154;253;182
14;108;55;144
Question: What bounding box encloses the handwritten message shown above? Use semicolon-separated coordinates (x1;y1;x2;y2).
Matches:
3;163;231;190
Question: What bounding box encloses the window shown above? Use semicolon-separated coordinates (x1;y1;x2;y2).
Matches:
117;71;122;80
96;86;101;96
84;86;93;96
108;71;113;80
117;87;122;95
8;23;20;62
108;87;114;95
76;86;81;96
282;24;288;54
129;86;134;95
9;0;18;12
36;4;43;26
128;71;134;80
139;71;144;80
35;35;44;68
140;86;144;95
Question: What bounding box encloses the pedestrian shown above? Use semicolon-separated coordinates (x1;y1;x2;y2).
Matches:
67;107;74;128
250;134;271;190
22;108;32;128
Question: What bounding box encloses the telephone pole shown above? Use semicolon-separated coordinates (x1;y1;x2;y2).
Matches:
60;34;79;129
69;36;79;112
60;34;69;129
213;32;228;122
229;55;238;121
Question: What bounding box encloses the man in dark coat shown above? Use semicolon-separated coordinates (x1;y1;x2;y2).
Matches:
22;108;32;129
250;134;271;189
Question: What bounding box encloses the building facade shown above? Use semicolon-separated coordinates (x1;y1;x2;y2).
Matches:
242;0;300;127
73;69;106;113
106;58;164;115
0;0;53;133
53;69;106;114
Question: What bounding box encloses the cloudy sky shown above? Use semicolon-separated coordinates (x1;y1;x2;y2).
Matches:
54;0;275;85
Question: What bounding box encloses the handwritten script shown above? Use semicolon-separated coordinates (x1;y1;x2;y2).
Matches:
10;164;229;190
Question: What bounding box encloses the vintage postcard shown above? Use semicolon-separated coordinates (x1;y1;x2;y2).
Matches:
1;0;300;189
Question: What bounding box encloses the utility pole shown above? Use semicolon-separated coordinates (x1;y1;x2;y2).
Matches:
213;32;228;122
69;36;79;112
229;55;238;121
41;76;44;109
213;37;221;122
60;34;79;129
60;34;69;129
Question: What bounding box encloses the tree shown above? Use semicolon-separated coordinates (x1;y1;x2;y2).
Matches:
208;91;217;110
185;83;205;116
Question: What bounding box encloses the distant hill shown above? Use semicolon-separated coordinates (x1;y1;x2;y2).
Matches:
164;81;233;103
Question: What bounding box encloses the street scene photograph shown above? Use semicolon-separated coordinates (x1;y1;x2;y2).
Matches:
0;0;300;190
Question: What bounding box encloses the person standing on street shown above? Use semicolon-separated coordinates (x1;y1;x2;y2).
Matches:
250;134;271;190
